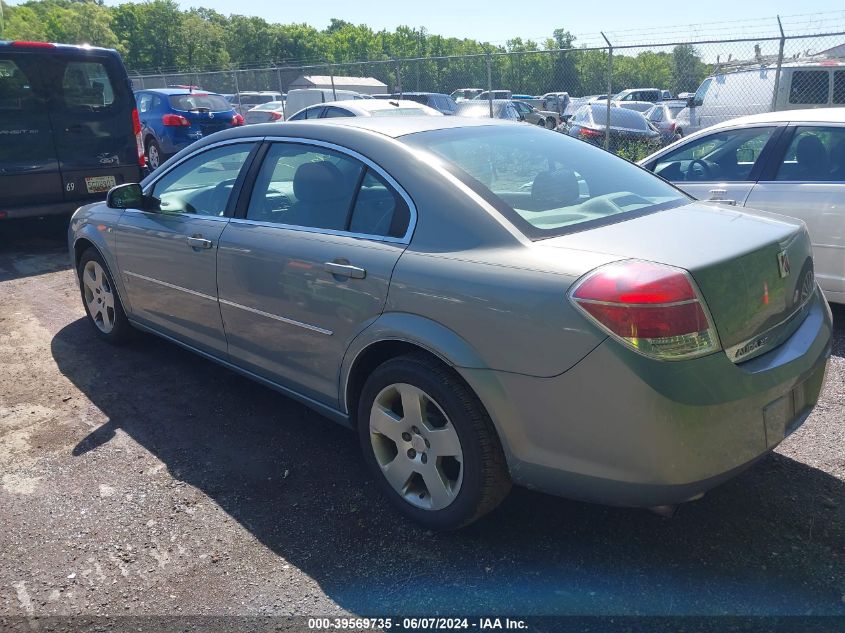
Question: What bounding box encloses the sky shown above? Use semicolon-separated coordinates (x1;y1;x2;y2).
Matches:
82;0;845;46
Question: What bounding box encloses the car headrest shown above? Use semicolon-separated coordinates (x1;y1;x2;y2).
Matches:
293;161;345;203
796;135;827;171
531;168;580;208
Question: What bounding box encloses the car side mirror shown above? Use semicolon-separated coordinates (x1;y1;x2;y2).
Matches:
106;183;157;211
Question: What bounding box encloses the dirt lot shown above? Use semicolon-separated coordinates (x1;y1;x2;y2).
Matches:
1;217;843;619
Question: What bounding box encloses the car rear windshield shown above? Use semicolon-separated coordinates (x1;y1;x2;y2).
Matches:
403;125;688;239
169;94;232;112
590;105;650;130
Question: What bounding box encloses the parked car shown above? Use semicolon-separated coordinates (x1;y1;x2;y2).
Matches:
472;90;513;101
70;117;832;529
391;92;458;115
540;92;571;119
643;101;687;142
287;99;441;120
562;95;608;122
675;61;845;135
640;108;845;304
134;89;243;170
450;88;483;102
0;40;144;220
612;88;670;113
285;88;364;117
564;104;661;150
233;91;283;116
454;99;520;121
511;99;554;128
244;101;286;124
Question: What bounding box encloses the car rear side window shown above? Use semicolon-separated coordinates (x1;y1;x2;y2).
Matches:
246;143;363;231
0;59;40;112
63;62;115;109
349;170;410;238
775;126;845;182
789;70;830;105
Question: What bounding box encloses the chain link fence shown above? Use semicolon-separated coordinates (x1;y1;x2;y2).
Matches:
129;28;845;158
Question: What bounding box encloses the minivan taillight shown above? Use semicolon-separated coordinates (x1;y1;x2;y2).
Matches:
569;260;720;360
231;113;245;126
131;108;145;167
162;114;191;127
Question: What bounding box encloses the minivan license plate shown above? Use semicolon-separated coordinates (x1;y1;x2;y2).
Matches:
85;176;116;194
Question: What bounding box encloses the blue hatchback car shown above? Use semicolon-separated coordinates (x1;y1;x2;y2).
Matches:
134;88;243;169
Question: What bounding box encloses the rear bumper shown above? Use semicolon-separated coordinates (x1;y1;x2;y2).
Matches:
459;287;832;507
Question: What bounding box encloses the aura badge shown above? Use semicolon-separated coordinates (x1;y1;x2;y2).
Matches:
777;250;791;279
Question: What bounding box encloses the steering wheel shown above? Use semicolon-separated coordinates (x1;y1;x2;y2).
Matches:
686;159;711;181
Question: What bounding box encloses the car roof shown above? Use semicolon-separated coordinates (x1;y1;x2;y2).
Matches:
0;41;119;55
247;116;514;139
301;99;442;116
396;92;449;97
139;88;222;96
704;107;845;129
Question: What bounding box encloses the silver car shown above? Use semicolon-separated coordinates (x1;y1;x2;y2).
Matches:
69;117;832;530
640;108;845;305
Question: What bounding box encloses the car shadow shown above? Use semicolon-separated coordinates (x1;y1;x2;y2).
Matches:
0;216;72;282
52;317;845;616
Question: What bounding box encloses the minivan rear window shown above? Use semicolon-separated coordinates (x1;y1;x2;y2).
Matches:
790;70;830;105
169;94;232;112
63;61;115;108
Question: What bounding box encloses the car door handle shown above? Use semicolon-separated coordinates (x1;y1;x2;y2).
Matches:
323;262;366;279
186;236;213;249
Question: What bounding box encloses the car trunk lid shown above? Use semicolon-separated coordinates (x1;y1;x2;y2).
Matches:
542;202;815;362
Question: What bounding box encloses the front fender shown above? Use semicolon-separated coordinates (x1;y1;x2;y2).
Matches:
70;206;131;313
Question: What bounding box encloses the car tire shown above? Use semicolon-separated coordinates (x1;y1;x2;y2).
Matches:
536;118;545;126
546;117;557;129
77;248;133;344
146;138;163;171
357;352;511;530
675;128;684;138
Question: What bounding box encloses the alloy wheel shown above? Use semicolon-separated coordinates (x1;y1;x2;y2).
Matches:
82;260;116;334
369;383;464;511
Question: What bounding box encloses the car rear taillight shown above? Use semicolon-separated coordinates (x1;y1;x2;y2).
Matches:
131;108;145;167
232;114;245;126
269;111;283;121
669;122;676;132
162;114;191;127
569;260;720;360
579;127;602;139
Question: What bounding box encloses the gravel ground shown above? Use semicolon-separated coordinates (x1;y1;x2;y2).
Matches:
0;217;843;618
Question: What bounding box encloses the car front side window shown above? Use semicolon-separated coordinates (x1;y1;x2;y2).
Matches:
150;143;255;216
652;127;776;182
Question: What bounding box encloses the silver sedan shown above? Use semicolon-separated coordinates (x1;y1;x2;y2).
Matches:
69;117;832;529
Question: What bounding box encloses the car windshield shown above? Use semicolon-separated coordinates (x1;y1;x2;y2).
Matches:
403;125;688;239
169;94;231;112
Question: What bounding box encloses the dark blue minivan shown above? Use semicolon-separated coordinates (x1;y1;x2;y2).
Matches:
134;89;244;169
0;41;145;220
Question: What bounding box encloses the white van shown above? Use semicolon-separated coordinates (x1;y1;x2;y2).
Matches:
675;61;845;135
284;89;364;119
